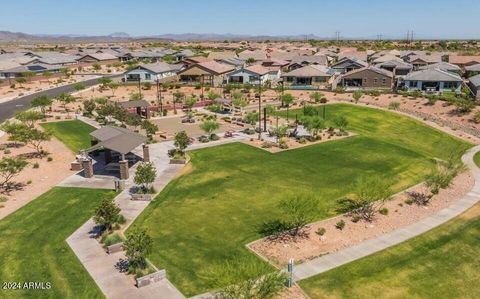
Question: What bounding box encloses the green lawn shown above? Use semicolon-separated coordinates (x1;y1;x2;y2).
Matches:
131;104;471;296
40;120;95;153
299;203;480;298
0;187;116;299
474;151;480;168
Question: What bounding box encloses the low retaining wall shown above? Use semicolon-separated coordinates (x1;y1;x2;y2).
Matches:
136;269;166;288
169;159;187;164
106;242;123;254
131;193;154;201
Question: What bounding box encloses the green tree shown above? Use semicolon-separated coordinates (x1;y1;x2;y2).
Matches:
130;92;144;101
108;82;120;96
280;93;295;120
15;110;43;127
304;116;325;137
18;127;52;156
309;91;324;102
279;193;319;236
98;77;112;89
93;198;121;232
0;157;28;190
333;115;348;131
56;93;76;111
15;77;26;87
199;119;220;136
174;131;190;155
207;91;220;101
31;95;53;117
92;63;101;71
23;71;35;83
123;227;153;271
245;112;259;129
184;98;197;111
141;120;158;137
173;91;185;114
352;90;363;104
134;162;157;193
83;99;96;116
246;57;256;64
60;68;70;78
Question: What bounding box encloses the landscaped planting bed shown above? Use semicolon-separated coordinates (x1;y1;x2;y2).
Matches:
131;104;472;296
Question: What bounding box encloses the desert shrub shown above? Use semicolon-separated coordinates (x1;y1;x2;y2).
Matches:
33;162;39;169
198;135;210;143
473;112;480;124
278;138;289;149
351;215;361;223
0;196;8;203
102;233;124;247
316;227;326;236
3;149;11;155
209;133;220;141
388;101;400;110
379;208;389;215
406;191;431;206
335;220;346;230
298;137;307;144
404;199;414;205
47;156;53;162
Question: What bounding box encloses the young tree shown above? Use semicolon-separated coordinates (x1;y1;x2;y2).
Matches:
309;91;324;103
333;115;349;131
130;92;144;101
207;91;220;101
279;193;319;237
19;127;52;156
172;91;185;114
123;227;153;271
141;120;158;137
108;82;120;96
83;99;97;116
60;68;70;79
15;110;43;127
200;120;220;137
0;121;28;146
31;95;53;117
56;93;76;113
134;162;157;193
23;71;36;83
244;112;259;129
280;93;295;120
184;98;197;111
246;57;256;64
93;198;121;232
232;98;248;111
92;63;101;71
352;90;363;104
0;157;28;190
15;77;26;87
304;116;325;138
174;131;190;155
98;77;112;89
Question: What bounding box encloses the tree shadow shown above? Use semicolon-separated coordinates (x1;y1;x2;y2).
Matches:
115;258;129;273
0;182;25;195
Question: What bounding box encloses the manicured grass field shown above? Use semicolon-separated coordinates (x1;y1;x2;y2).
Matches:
299;203;480;298
40;120;95;153
474;151;480;168
0;187;116;299
132;104;471;296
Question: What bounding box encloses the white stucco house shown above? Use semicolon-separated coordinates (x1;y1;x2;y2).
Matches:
123;62;184;82
227;65;280;84
403;68;463;94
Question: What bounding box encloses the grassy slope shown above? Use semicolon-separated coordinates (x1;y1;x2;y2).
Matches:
299;203;480;299
0;187;116;299
40;120;95;153
474;151;480;168
132;104;471;296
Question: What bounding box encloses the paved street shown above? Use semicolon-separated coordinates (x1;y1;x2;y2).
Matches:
0;74;121;123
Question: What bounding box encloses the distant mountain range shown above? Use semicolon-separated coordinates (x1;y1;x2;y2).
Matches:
0;30;324;42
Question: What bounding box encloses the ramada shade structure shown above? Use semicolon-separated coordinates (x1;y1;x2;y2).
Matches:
87;126;147;155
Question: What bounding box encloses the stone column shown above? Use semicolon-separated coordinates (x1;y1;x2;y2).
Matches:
119;160;129;180
143;144;150;163
146;107;151;119
82;158;94;178
104;148;112;164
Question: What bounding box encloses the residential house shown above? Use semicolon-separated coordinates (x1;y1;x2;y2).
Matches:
468;74;480;100
207;51;237;61
375;60;413;76
407;54;442;69
183;56;210;67
465;64;480;77
281;65;332;88
403;68;463;94
227;65;280;84
178;61;234;87
173;49;195;61
419;62;462;75
449;55;480;68
338;66;393;90
287;55;328;71
330;57;368;74
237;50;268;61
218;57;246;69
0;63;63;79
123;62;184;82
76;53;119;64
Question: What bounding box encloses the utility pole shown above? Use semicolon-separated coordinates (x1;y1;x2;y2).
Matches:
257;81;262;140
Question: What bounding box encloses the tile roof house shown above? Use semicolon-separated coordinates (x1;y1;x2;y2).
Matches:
0;63;63;78
407;54;442;69
375;60;413;76
403;68;463;94
123;62;184;82
227;64;280;84
419;62;462;74
338;66;394;90
281;65;332;88
207;51;237;61
178;61;234;87
331;57;368;74
465;63;480;77
468;74;480;100
449;55;480;67
77;53;119;63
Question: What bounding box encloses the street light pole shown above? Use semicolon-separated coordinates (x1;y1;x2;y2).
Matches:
138;77;142;97
257;80;262;140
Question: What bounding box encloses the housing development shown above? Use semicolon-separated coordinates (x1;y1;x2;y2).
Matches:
1;1;480;299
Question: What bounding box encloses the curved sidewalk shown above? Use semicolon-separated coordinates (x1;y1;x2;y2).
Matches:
293;145;480;281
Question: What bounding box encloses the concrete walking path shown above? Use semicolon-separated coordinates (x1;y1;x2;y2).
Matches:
293;145;480;281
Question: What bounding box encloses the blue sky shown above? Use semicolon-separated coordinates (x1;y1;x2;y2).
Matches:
2;0;480;39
